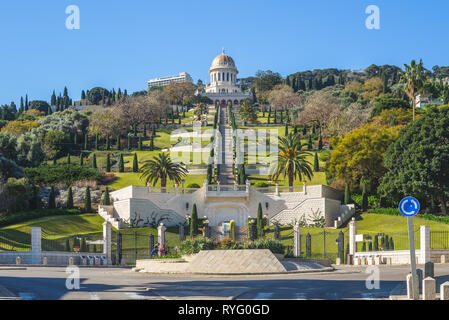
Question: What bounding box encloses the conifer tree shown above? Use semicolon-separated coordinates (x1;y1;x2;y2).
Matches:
116;134;121;150
103;187;111;205
344;183;351;204
132;153;138;173
127;135;131;150
308;136;313;150
190;204;198;238
106;153;111;172
314;152;319;171
49;186;56;209
257;203;264;238
318;136;323;150
106;136;110;150
84;134;88;150
149;136;154;151
95;134;99;150
84;186;91;212
138;136;142;151
65;239;71;252
67;153;71;165
362;182;368;212
92;153;97;169
119;153;124;172
67;186;73;209
79;153;83;166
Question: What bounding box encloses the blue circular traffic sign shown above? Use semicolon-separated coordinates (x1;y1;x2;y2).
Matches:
399;197;420;217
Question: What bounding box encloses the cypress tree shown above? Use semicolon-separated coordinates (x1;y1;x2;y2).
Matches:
95;134;99;150
302;127;307;135
67;153;71;165
374;235;379;251
284;123;288;136
84;186;91;212
344;183;351;204
67;186;73;209
368;242;373;251
318;136;323;150
314;152;319;171
362;242;366;252
49;186;56;209
308;136;313;150
152;124;156;136
390;237;395;250
385;235;390;250
106;136;110;150
132;153;138;173
294;126;298;134
190;204;198;238
133;124;137;136
119;153;124;172
81;238;88;252
103;187;111;205
138;136;142;151
149;136;154;151
257;203;264;238
92;153;97;169
84;134;88;150
79;153;83;166
362;182;368;212
127;135;131;150
106;153;111;172
116;134;121;150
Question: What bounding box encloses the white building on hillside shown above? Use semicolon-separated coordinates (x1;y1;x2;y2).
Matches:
148;72;193;89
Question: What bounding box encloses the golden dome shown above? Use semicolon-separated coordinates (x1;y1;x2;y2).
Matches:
210;49;237;70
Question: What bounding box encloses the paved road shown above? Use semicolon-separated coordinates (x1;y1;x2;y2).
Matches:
2;265;449;300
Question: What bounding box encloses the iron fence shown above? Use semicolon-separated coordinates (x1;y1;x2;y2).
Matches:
41;230;104;253
431;231;449;249
0;230;31;252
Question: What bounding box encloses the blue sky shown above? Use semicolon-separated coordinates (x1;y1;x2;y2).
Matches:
0;0;448;105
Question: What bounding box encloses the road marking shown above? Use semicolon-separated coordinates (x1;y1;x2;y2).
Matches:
124;292;146;300
295;293;307;300
18;292;36;300
89;293;100;300
360;293;374;300
254;292;273;300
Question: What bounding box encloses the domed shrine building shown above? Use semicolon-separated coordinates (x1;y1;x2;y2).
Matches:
200;49;252;106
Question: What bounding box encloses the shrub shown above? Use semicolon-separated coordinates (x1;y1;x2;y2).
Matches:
254;182;270;188
186;183;201;189
244;238;285;254
178;238;214;255
24;164;101;185
319;150;331;162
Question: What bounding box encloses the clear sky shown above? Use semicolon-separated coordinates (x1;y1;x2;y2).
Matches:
0;0;448;105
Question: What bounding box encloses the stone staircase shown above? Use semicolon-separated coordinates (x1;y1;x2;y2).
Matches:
98;205;122;229
218;107;235;185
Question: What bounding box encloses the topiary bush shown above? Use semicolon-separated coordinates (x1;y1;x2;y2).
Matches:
178;238;215;255
186;183;201;189
243;238;285;255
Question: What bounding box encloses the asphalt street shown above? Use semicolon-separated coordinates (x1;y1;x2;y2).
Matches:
1;265;449;300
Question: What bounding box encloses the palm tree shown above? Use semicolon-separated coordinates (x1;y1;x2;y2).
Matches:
400;59;426;121
270;132;313;191
193;103;209;121
139;152;188;191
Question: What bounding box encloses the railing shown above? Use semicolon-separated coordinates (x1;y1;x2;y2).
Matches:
431;231;449;250
253;186;304;194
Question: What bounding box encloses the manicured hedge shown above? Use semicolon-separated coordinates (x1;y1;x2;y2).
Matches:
24;164;102;185
0;208;80;227
178;238;285;255
368;208;449;224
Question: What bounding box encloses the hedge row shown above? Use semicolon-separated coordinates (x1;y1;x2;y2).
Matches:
368;208;449;224
179;238;285;255
0;208;80;227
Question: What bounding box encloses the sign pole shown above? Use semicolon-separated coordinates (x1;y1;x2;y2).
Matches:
399;196;420;300
407;216;419;300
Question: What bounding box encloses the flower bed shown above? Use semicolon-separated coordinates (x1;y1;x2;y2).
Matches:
178;238;285;255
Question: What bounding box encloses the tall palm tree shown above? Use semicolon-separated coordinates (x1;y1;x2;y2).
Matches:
139;152;188;190
400;59;426;121
270;132;313;191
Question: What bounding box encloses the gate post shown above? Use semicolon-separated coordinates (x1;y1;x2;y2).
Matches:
158;223;167;252
349;218;357;264
102;221;112;265
293;224;302;257
420;226;431;264
31;227;42;265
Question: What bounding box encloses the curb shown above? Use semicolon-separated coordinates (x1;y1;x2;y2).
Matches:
132;266;335;275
